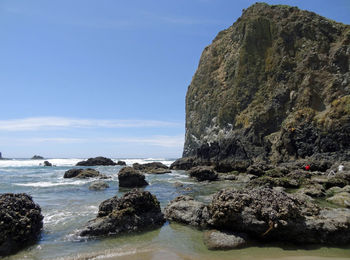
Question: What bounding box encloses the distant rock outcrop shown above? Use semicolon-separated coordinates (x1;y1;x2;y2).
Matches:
180;3;350;171
43;161;52;167
0;193;43;256
76;157;117;166
133;162;171;174
32;155;44;160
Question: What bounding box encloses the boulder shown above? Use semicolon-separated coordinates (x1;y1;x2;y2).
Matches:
208;187;350;245
116;160;126;166
0;193;43;256
64;168;107;179
188;166;218;181
164;195;209;228
170;157;196;170
76;157;117;166
298;184;325;198
89;181;110;191
326;192;350;208
118;167;148;188
203;230;248;250
133;162;171;174
43;161;52;167
79;189;165;237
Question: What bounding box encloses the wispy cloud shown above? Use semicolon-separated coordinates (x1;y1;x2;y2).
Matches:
0;117;182;131
0;135;184;148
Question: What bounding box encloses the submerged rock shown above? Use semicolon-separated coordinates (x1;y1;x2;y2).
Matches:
164;195;209;228
188;166;218;181
79;189;165;237
203;230;248;250
89;181;110;191
0;193;43;256
118;167;148;187
64;168;107;179
76;157;117;166
133;162;171;174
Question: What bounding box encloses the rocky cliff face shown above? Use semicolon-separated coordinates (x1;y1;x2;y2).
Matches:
183;3;350;169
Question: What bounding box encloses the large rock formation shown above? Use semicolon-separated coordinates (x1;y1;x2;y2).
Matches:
76;157;117;166
0;193;43;256
181;3;350;170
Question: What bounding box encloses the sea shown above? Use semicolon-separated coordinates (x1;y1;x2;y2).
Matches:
0;158;349;260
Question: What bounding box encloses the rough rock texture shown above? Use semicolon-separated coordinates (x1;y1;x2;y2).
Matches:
182;2;350;169
0;193;43;256
79;189;165;237
326;192;350;207
188;166;218;181
133;162;171;174
76;157;117;166
64;168;107;179
164;195;209;228
89;181;110;191
118;167;148;187
203;230;248;250
31;155;44;160
208;187;350;244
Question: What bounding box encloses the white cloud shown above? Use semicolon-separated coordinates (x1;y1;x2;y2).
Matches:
0;117;182;131
0;135;184;148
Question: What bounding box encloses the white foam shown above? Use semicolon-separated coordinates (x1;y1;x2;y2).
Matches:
14;179;90;187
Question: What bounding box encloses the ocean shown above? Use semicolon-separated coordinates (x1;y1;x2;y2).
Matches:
0;158;349;260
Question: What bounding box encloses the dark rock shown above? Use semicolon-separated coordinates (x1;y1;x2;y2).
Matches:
0;193;43;256
164;195;209;228
323;176;349;189
116;160;126;166
188;166;218;181
133;162;170;174
208;187;350;245
79;189;165;237
298;184;325;198
170;157;196;170
43;161;52;167
247;163;272;176
248;176;299;188
76;157;117;166
118;167;148;188
89;181;110;191
31;155;44;160
64;168;107;179
203;230;248;250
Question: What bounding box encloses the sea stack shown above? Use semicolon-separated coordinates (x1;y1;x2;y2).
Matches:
176;3;350;171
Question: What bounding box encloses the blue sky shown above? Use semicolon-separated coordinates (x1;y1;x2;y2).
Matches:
0;0;349;158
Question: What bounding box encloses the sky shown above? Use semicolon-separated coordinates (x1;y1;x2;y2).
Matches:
0;0;349;158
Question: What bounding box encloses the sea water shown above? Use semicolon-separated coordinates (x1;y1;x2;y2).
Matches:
0;158;349;260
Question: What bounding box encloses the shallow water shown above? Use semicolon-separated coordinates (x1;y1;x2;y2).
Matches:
1;158;349;260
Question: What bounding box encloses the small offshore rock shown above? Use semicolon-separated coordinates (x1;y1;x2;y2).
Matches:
203;230;248;250
31;155;44;160
164;195;209;228
79;189;165;237
116;160;126;166
64;168;107;179
43;161;52;167
118;167;148;187
0;193;43;256
89;181;110;191
76;157;117;166
188;166;218;181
